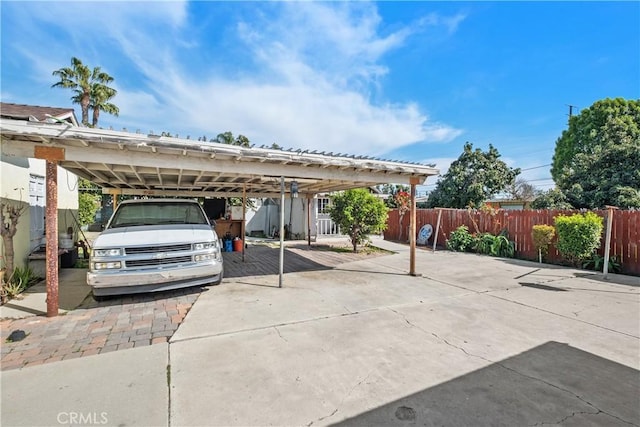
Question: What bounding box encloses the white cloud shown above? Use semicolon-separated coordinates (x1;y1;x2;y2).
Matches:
8;2;464;156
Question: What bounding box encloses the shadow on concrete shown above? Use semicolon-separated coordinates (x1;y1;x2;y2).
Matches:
334;342;640;427
77;285;209;310
519;282;569;292
222;243;379;279
497;257;640;287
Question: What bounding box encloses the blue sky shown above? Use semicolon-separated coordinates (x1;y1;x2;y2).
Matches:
2;1;638;194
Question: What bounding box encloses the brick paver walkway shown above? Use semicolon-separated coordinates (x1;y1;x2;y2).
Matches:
0;287;202;371
0;241;388;371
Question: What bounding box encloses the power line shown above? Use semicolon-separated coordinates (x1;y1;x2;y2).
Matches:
520;163;551;171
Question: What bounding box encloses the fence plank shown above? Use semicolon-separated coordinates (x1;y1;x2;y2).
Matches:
385;208;639;276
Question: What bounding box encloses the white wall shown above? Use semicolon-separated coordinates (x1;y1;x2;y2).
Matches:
1;154;78;270
245;197;317;239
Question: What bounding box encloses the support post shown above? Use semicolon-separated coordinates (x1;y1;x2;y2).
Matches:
242;184;246;262
603;206;617;279
307;196;311;246
433;208;442;252
409;178;419;276
279;177;285;288
45;161;59;317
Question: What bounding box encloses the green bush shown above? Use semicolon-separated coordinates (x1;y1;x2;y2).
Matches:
329;188;388;252
532;224;556;261
446;226;475;252
1;265;41;302
490;233;515;258
447;227;515;258
554;212;603;265
582;254;622;273
474;233;495;255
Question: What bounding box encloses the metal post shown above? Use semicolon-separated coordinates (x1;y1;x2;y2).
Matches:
45;160;59;317
409;182;417;276
603;206;616;279
307;196;311;246
433;208;442;252
242;184;246;262
279;177;285;288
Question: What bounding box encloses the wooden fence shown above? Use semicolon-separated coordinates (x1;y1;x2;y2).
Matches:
385;209;639;276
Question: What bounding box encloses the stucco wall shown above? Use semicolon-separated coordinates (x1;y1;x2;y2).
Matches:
246;197;317;239
1;155;78;271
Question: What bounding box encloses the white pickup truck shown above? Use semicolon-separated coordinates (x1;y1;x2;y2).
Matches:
87;199;224;298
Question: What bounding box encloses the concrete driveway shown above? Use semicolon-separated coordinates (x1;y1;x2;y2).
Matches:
2;239;639;426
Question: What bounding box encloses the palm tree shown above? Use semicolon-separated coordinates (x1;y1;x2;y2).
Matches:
87;83;119;127
52;57;118;127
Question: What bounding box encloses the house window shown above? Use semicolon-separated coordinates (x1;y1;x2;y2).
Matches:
317;198;331;214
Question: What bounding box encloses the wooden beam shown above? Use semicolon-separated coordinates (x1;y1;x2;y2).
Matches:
35;146;65;161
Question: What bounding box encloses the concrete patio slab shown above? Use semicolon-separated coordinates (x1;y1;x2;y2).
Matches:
169;248;639;426
0;268;91;319
1;343;169;427
1;238;638;427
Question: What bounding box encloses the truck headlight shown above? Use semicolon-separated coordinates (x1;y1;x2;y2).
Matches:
195;254;215;262
93;248;122;257
93;261;122;270
193;242;216;250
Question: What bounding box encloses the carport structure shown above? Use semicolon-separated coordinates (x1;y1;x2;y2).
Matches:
0;118;438;316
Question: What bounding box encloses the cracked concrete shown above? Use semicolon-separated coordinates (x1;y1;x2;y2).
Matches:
2;239;638;426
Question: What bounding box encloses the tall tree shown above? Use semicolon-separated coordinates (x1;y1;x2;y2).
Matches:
505;178;538;201
215;131;235;144
551;98;640;209
52;57;118;127
215;131;251;147
88;83;119;127
426;142;520;208
329;189;388;252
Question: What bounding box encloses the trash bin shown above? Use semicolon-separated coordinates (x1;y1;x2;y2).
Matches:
233;238;243;252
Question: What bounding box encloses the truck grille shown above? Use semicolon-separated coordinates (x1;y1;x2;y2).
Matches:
126;256;193;268
125;244;192;255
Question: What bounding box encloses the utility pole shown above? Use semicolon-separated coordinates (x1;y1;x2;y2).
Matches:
567;104;578;124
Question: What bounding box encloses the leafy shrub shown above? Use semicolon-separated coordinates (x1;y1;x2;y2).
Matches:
474;233;495;255
447;227;515;258
554;212;603;265
582;254;622;273
329;189;388;252
490;233;515;258
446;226;475;252
1;280;26;301
532;224;556;261
1;266;41;303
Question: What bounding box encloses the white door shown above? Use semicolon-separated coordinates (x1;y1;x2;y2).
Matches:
29;174;45;250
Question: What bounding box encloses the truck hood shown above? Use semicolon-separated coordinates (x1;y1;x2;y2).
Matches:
94;224;217;248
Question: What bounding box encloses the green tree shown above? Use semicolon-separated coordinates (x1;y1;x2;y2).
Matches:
551;98;640;209
329;189;388;252
52;57;118;127
78;192;100;226
426;142;520;208
505;178;538;201
77;178;101;226
87;84;119;127
531;188;573;210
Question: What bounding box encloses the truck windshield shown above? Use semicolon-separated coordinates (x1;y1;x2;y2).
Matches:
109;202;208;228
